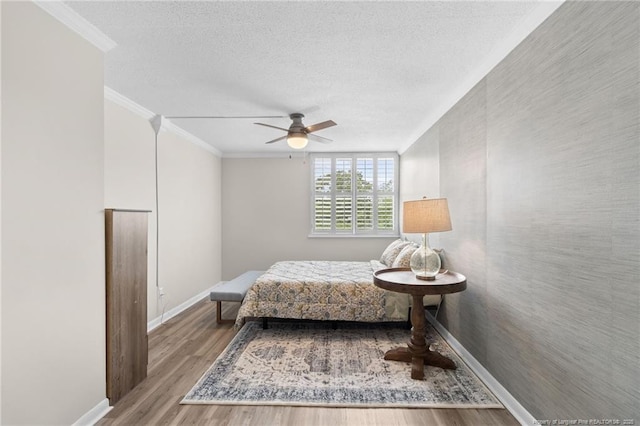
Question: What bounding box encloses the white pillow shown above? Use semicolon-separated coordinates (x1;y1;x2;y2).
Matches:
380;239;411;266
392;243;419;268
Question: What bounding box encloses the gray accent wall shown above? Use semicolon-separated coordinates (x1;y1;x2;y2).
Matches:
401;2;639;420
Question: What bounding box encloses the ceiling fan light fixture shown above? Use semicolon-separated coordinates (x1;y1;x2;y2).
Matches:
256;113;335;148
287;132;308;149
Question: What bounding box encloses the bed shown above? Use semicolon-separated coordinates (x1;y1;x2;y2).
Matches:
234;239;441;328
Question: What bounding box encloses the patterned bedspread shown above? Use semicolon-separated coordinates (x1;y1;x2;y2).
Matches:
235;260;411;328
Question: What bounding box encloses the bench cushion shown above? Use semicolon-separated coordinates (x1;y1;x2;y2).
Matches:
210;270;264;302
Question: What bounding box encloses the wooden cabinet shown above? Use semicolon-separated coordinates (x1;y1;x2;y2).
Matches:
105;209;150;405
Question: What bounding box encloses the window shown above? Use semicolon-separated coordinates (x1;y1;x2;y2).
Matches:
310;153;399;236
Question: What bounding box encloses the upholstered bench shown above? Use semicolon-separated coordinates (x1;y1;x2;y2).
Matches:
210;270;264;324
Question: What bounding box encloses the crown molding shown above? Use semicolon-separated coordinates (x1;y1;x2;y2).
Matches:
398;0;565;155
161;120;223;157
222;149;400;159
104;87;222;157
222;151;310;159
34;1;117;52
104;87;155;120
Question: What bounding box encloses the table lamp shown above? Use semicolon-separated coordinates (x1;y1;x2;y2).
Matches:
403;198;452;280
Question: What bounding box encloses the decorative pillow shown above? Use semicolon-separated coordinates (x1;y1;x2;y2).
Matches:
380;239;411;266
392;243;419;268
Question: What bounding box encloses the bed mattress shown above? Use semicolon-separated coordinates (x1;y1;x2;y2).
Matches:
235;260;411;328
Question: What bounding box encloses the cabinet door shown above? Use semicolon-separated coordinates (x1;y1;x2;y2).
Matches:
105;209;148;405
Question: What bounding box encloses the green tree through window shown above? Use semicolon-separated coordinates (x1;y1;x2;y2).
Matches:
311;154;398;235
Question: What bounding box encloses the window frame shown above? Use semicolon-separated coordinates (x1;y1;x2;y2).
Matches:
309;152;399;237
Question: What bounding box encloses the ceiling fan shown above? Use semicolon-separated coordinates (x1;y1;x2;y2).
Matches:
255;113;337;149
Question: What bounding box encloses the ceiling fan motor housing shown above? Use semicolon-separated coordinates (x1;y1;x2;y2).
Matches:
289;113;306;132
255;113;335;146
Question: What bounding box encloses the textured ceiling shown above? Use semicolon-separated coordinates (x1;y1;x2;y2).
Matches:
65;1;559;156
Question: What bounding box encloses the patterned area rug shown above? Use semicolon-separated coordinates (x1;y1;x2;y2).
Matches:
181;321;502;408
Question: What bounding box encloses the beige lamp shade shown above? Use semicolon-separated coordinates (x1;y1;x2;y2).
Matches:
403;198;452;233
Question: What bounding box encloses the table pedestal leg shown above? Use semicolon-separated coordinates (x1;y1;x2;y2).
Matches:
383;294;456;380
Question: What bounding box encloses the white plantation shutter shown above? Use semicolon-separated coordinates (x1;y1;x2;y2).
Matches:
356;196;373;230
314;196;332;230
376;157;395;231
310;153;398;235
313;157;332;231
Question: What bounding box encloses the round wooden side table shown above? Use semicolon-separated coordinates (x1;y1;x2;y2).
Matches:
373;267;467;380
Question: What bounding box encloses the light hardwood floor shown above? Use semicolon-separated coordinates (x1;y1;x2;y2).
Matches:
98;299;520;425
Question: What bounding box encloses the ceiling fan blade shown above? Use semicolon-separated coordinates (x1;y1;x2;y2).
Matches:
304;120;337;133
308;133;333;144
166;115;288;119
265;135;288;144
254;122;290;132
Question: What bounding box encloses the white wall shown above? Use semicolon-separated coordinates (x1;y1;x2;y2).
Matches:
0;2;4;420
1;2;105;424
221;157;396;279
156;129;222;315
104;100;222;322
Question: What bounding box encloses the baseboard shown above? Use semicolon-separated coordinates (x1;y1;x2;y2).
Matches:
72;398;112;426
426;312;535;426
147;286;216;332
73;289;214;424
